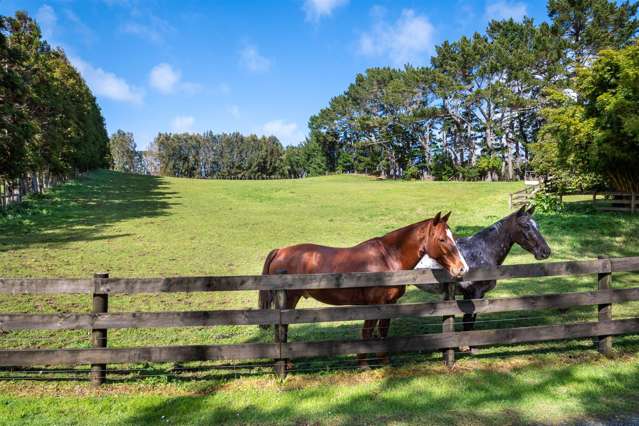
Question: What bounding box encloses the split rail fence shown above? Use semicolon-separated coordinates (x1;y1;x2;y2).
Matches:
559;191;638;214
0;256;638;385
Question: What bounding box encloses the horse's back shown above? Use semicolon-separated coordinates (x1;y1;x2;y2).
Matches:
268;241;389;274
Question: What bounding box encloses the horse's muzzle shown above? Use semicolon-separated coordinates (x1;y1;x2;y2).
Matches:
535;246;552;260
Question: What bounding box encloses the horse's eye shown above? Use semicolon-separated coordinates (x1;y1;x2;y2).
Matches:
439;238;446;243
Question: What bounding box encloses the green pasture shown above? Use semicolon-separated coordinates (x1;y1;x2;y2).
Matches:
1;170;638;425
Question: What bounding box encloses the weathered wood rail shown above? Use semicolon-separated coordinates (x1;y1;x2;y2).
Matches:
560;191;637;214
508;184;540;209
0;256;638;385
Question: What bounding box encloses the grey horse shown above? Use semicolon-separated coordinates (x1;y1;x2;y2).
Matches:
415;205;551;349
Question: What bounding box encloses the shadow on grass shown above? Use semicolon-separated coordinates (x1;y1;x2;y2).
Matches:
0;170;176;252
117;349;639;425
534;204;639;259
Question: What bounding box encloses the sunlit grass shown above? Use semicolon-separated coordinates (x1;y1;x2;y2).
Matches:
0;170;638;424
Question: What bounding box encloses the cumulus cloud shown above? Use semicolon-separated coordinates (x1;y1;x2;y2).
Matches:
171;116;195;133
239;45;272;73
357;8;435;66
260;120;305;146
70;57;144;104
484;1;527;21
149;63;180;94
149;63;200;95
303;0;349;22
36;5;57;39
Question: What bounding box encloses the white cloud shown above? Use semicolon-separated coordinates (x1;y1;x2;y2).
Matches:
239;45;272;73
64;9;94;42
227;105;240;119
260;120;305;146
303;0;349;22
171;116;195;133
149;63;201;95
484;1;527;21
149;63;180;94
36;4;57;39
357;8;435;66
70;57;144;104
121;14;174;44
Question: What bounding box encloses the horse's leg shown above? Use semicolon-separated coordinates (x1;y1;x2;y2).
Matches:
358;319;378;369
376;318;391;365
282;290;302;371
461;293;477;332
460;285;488;354
374;287;405;366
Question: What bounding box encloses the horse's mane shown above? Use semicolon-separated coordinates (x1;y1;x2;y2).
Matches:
355;218;432;247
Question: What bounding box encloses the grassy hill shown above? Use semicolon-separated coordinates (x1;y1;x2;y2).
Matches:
1;170;638;425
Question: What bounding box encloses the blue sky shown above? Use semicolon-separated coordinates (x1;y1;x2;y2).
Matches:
2;0;548;149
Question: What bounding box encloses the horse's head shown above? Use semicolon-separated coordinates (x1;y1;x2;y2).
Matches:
510;205;551;260
420;211;469;278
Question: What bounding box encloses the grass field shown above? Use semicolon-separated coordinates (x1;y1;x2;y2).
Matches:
1;170;639;425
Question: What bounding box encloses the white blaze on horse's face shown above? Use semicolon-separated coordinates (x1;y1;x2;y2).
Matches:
415;228;469;274
446;228;469;274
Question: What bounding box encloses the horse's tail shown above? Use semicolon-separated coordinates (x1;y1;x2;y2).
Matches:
258;249;279;330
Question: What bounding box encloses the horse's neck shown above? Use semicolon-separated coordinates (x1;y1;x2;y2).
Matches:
475;218;514;265
380;222;424;269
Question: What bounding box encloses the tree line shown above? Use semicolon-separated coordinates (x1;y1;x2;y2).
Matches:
110;131;309;179
130;0;637;187
1;12;109;200
307;0;638;182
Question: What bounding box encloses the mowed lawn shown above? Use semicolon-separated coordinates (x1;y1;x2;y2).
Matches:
1;170;639;425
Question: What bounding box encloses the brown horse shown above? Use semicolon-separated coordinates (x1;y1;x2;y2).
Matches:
258;212;468;367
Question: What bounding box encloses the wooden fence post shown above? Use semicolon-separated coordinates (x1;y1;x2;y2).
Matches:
597;257;613;356
91;272;109;385
442;282;455;367
508;193;513;210
274;289;287;379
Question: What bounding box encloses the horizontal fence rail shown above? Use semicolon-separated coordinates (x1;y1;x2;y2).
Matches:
560;191;637;214
2;257;638;294
0;256;638;384
2;287;639;331
1;319;638;368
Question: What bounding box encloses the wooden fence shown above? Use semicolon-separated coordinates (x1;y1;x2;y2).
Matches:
508;184;540;209
1;172;77;210
1;256;639;385
560;191;637;214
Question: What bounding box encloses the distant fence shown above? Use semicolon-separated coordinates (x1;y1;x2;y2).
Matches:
0;256;638;385
0;172;79;210
509;185;540;209
204;175;304;180
560;191;637;214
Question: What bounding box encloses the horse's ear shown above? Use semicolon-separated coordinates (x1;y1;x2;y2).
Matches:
433;211;441;225
527;205;536;215
516;205;526;217
442;211;451;223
